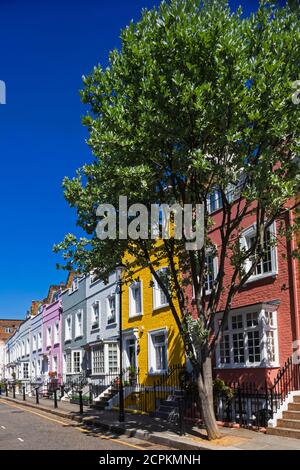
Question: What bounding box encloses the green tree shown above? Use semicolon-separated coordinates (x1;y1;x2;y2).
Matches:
55;0;300;439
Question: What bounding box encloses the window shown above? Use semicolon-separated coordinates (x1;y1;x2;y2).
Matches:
53;356;58;372
5;327;12;333
153;268;169;309
91;302;100;329
75;311;83;338
215;307;279;368
108;343;118;373
32;335;37;352
241;224;277;281
129;282;142;317
73;351;81;374
26;337;30;355
70;276;80;293
21;341;25;357
65;353;72;374
204;254;218;293
148;329;168;374
23;363;29;379
92;345;105;374
38;331;42;350
65;316;72;341
54;321;59;344
207;189;222;214
90;272;99;284
52;290;60;303
47;326;52;347
107;295;116;325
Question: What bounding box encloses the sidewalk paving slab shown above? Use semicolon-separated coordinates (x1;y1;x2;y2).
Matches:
2;394;300;450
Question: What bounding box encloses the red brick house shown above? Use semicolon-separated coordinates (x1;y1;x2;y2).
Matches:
188;196;300;388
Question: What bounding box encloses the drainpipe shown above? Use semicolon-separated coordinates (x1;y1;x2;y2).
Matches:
289;204;300;345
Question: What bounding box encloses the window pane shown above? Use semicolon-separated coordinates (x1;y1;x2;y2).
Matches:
232;314;243;330
248;330;261;363
246;312;259;328
266;331;276;363
93;345;104;374
233;332;244;363
220;334;230;364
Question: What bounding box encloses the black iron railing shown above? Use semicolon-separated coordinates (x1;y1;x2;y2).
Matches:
268;355;300;418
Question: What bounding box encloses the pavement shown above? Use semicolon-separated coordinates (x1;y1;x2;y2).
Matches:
2;392;300;450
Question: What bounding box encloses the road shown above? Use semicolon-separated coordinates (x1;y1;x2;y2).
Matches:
0;399;173;450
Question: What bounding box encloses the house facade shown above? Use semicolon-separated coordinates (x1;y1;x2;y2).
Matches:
122;250;185;387
42;293;63;385
187;196;300;387
30;309;43;385
85;272;119;395
61;275;88;384
0;319;22;380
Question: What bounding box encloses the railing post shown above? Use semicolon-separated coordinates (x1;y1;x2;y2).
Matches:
60;385;65;399
5;384;8;397
79;390;83;415
12;384;16;399
89;384;93;405
54;389;58;408
178;397;185;436
22;386;26;401
237;385;243;426
35;387;39;404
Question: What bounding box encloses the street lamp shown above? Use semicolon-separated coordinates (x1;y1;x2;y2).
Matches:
116;262;126;423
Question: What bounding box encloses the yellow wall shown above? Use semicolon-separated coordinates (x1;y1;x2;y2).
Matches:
122;249;185;386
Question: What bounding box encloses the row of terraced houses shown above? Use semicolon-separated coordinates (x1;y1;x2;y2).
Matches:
1;195;300;433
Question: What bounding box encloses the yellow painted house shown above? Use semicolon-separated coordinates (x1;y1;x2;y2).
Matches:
121;247;185;393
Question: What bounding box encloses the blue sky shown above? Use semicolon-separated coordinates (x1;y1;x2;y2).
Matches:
0;0;264;319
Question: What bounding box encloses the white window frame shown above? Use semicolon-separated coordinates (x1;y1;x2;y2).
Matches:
207;189;223;214
52;355;58;373
148;328;168;375
37;331;42;350
91;301;100;330
91;344;105;375
46;326;52;348
107;295;116;325
240;223;277;283
152;268;169;310
72;350;82;374
129;281;143;318
215;304;279;369
54;321;59;345
65;316;72;342
23;362;29;380
75;310;83;338
32;335;37;352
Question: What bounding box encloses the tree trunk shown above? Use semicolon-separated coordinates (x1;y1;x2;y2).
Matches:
198;355;221;440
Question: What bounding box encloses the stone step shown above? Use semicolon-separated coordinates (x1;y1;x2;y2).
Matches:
157;404;177;413
277;419;300;430
160;400;179;408
293;395;300;403
283;410;300;420
267;426;300;439
288;402;300;411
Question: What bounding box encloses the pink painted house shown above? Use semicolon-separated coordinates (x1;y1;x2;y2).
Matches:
42;287;64;385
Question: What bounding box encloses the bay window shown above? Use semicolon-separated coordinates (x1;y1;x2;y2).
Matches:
215;304;279;368
92;345;105;374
